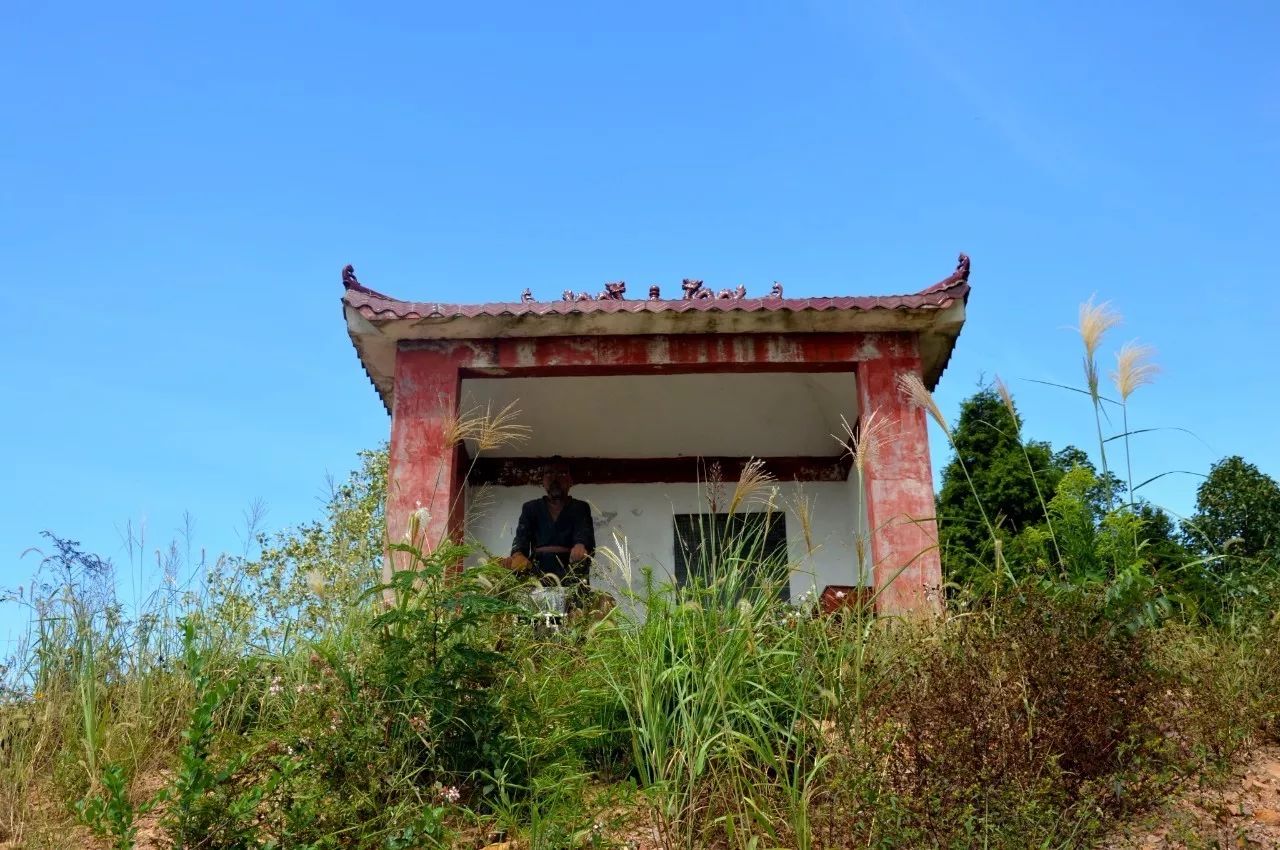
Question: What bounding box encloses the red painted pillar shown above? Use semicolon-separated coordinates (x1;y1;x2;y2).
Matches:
385;345;468;583
856;338;943;616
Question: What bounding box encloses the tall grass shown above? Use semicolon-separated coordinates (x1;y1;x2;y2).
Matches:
2;532;201;845
593;464;904;849
4;496;1278;849
598;554;801;847
1078;295;1122;479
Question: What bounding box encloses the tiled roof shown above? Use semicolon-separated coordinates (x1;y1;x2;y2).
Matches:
340;255;971;321
341;255;971;412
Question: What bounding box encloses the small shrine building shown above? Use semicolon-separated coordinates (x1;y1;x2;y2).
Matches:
341;256;970;615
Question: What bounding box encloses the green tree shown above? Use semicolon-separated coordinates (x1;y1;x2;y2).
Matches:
937;388;1076;583
1133;501;1187;575
204;446;388;648
1182;455;1280;563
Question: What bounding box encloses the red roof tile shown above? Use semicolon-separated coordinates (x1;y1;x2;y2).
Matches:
340;256;972;412
340;255;971;322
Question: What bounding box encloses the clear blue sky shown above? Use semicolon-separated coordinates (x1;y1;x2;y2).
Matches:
3;1;1278;645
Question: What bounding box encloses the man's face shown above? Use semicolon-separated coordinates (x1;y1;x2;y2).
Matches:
542;465;573;498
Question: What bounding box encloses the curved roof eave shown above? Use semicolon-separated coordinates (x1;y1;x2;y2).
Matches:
341;255;971;412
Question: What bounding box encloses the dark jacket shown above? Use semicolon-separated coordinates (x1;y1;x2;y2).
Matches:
510;496;595;582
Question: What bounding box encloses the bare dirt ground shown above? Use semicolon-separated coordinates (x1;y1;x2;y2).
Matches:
1103;745;1280;849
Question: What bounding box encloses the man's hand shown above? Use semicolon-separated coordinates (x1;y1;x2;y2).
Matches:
505;552;532;572
570;543;589;563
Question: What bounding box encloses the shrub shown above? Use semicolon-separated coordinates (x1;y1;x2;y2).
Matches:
804;591;1165;847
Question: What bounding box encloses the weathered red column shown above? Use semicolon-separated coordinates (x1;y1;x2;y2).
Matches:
856;338;943;616
385;344;468;583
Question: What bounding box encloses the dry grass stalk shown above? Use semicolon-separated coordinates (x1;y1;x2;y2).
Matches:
993;537;1005;588
1111;341;1160;401
994;375;1018;423
594;530;634;592
833;410;895;478
1078;296;1123;477
466;482;498;525
898;373;998;544
704;461;725;513
833;415;858;463
897;373;951;440
404;505;432;543
853;530;871;582
727;458;776;515
1078;296;1121;361
305;569;327;597
445;401;532;451
788;485;816;555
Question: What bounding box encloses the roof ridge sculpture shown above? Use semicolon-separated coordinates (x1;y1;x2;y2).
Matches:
341;264;395;300
919;253;970;295
339;253;969;307
339;254;972;410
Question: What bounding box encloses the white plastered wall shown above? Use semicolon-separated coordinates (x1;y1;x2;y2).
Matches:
465;479;870;603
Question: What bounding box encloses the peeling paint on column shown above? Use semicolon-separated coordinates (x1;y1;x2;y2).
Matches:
857;338;884;361
386;346;470;583
856;345;943;616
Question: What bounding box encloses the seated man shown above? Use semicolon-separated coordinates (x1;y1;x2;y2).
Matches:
506;459;595;593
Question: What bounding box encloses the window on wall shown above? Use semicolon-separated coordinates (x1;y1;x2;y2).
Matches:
672;512;789;601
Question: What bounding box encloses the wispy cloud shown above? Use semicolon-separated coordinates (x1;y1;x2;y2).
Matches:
880;0;1090;185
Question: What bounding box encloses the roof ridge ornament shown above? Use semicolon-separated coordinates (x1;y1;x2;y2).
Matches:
341;264;361;290
348;260;968;305
598;281;626;301
341;263;396;300
681;278;708;300
520;280;751;303
919;253;971;294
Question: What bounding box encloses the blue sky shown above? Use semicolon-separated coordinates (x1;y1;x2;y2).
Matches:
3;1;1278;644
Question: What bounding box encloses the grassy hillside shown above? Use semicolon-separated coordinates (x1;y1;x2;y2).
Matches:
4;303;1279;849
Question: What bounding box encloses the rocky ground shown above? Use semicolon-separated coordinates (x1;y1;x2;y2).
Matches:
1104;745;1280;849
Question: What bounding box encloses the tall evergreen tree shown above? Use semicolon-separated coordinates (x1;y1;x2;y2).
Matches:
936;388;1082;583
